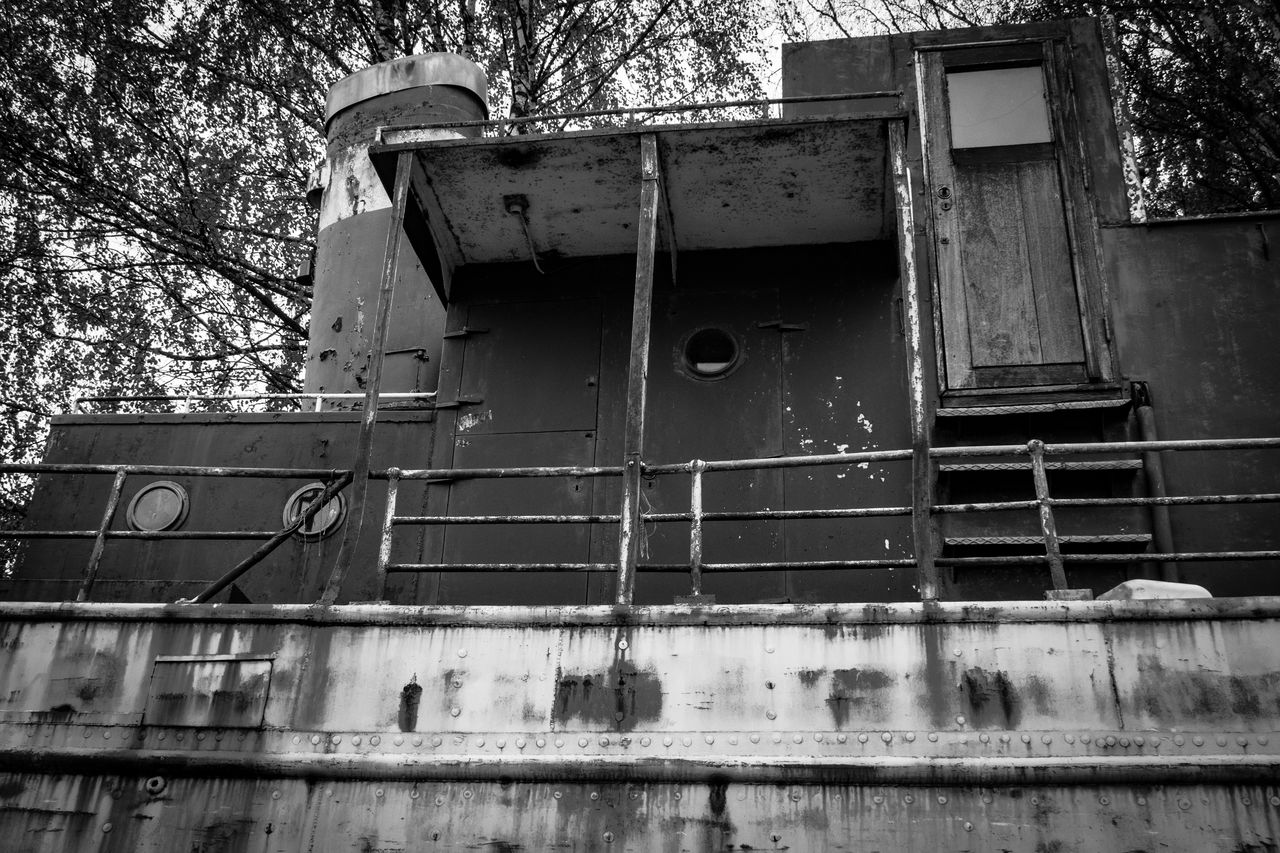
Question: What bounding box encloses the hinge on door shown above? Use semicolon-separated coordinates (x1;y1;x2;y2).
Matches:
757;320;809;332
442;326;490;339
434;396;484;409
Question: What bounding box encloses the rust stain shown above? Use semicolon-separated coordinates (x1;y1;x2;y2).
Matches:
1130;654;1280;723
553;665;662;732
397;676;422;732
825;667;894;728
962;666;1021;729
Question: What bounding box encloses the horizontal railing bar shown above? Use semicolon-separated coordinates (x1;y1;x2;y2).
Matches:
75;392;434;404
386;560;918;573
1050;493;1280;507
938;551;1280;566
644;449;913;475
394;514;622;525
645;507;914;522
932;437;1280;459
379;91;904;133
934;500;1040;514
696;559;917;571
0;463;348;478
376;465;624;480
386;563;621;573
0;530;277;540
933;493;1280;515
391;507;915;526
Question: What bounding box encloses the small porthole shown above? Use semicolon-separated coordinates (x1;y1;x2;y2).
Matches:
283;483;347;541
683;328;740;379
127;481;189;532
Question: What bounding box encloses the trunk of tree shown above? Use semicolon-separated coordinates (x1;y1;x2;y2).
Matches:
509;0;537;127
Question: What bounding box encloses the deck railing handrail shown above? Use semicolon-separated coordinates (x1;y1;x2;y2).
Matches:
3;436;1277;603
72;392;436;414
372;91;905;140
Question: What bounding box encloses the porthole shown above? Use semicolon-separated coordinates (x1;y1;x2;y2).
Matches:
126;481;189;532
282;483;347;541
682;328;740;379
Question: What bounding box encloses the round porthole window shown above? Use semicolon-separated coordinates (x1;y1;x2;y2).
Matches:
682;328;740;379
283;483;347;541
126;481;189;532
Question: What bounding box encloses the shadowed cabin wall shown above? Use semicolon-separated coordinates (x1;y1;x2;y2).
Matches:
1105;215;1280;596
403;244;916;606
4;413;436;604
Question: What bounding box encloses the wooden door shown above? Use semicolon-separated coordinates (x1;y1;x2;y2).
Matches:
922;43;1111;392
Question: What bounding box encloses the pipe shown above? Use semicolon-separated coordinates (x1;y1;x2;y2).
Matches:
1132;382;1178;581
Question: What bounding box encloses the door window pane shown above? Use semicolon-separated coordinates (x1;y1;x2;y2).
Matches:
947;66;1051;148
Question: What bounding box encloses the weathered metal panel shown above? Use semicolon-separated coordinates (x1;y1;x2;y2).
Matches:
639;284;785;603
410;119;890;265
2;774;1278;852
778;245;916;602
1;600;1274;738
143;655;272;728
454;298;603;435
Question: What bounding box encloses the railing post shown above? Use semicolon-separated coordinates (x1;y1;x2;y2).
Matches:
314;395;324;413
77;468;127;602
688;460;706;596
375;467;401;601
616;133;662;606
319;149;414;606
1029;439;1069;592
888;119;939;600
1132;382;1177;581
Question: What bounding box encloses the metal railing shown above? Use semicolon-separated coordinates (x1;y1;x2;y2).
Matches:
72;392;436;414
371;436;1280;601
4;436;1278;604
0;463;351;601
373;91;905;142
929;437;1280;594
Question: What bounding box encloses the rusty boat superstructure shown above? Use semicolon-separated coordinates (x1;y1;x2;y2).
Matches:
2;18;1280;852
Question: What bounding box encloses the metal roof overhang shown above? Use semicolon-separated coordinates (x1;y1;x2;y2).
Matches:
369;112;906;275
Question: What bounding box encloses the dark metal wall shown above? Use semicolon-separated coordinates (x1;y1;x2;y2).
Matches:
1105;214;1280;596
422;245;914;606
5;412;437;604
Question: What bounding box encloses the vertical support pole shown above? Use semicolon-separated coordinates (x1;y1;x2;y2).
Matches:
374;467;401;601
688;460;705;596
1132;382;1177;581
888;120;938;601
314;395;324;413
78;469;127;602
320;149;414;606
1029;439;1069;591
616;133;661;606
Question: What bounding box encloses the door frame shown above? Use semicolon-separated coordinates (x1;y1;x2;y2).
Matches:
916;38;1118;397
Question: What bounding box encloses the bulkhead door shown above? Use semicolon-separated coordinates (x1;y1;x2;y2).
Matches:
922;42;1111;391
436;298;602;605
